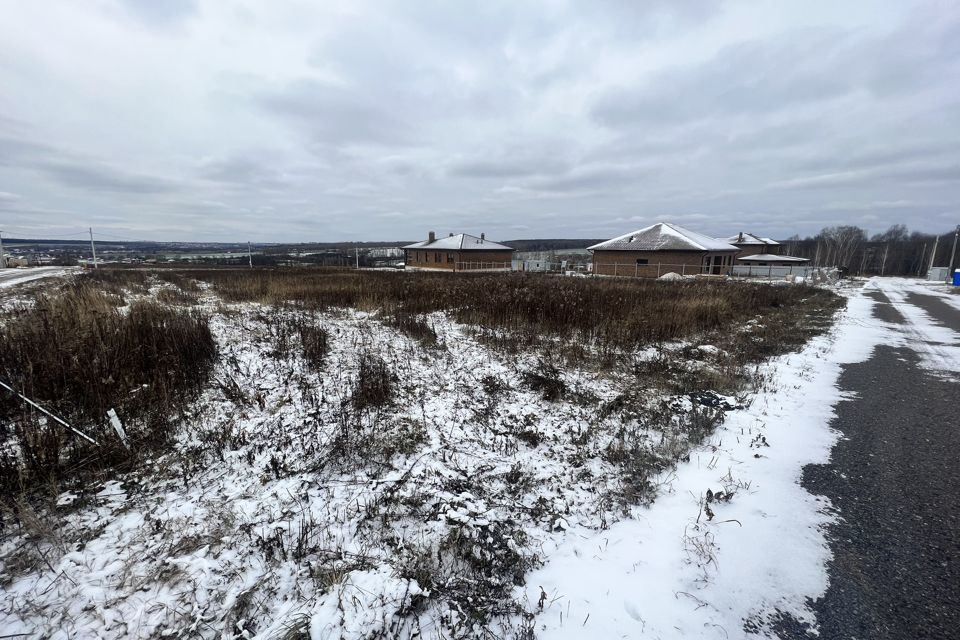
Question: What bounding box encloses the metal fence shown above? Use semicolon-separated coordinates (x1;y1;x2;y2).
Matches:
731;264;818;279
591;263;731;277
454;261;513;272
409;260;839;282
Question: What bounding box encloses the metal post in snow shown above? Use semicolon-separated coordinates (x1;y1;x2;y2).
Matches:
0;378;98;445
247;242;253;268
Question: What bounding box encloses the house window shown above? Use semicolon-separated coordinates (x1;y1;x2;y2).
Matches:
447;253;453;263
636;258;649;265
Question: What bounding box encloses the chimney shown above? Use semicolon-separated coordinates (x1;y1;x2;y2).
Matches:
480;233;485;243
428;231;435;243
449;232;454;237
737;232;744;243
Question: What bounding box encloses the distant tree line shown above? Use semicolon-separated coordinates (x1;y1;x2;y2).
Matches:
780;224;960;276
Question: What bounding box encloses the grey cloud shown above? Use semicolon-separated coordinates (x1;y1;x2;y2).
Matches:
36;160;178;194
519;164;652;194
770;161;960;191
0;134;177;194
260;79;416;148
119;0;198;27
449;154;570;179
592;29;852;128
592;13;960;130
199;155;290;190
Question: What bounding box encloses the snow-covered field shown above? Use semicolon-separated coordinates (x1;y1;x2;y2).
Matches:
2;274;937;639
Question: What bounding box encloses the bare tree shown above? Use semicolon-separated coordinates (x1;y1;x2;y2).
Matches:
817;225;866;269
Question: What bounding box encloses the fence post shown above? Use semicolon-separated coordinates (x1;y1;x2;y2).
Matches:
614;263;618;277
657;263;661;278
682;264;686;276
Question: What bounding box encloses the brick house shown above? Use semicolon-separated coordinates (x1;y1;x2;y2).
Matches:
403;232;514;272
724;232;810;271
724;232;781;257
588;222;739;277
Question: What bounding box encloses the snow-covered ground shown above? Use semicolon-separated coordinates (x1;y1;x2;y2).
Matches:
1;276;953;639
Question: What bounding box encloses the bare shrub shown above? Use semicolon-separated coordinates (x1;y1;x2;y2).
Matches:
351;353;395;411
299;322;330;370
75;269;149;296
0;286;217;491
155;287;198;306
521;358;566;401
385;311;438;347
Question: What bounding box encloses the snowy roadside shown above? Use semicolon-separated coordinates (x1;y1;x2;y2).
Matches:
0;266;76;289
522;282;888;638
0;274;857;639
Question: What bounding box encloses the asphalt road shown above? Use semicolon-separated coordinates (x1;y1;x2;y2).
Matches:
776;284;960;639
0;266;73;288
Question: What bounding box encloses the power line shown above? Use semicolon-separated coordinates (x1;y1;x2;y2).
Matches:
0;229;90;239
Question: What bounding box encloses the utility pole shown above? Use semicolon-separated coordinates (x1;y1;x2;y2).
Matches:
247;242;253;268
355;247;359;269
0;229;6;268
928;235;940;273
88;227;98;269
948;224;960;277
880;243;889;276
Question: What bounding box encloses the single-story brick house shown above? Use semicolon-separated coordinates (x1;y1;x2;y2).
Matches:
724;232;781;257
588;222;740;277
403;232;514;272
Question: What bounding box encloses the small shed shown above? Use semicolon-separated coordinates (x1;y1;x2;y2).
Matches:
403;232;514;272
588;222;739;277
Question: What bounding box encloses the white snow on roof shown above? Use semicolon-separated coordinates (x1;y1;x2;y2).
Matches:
725;233;781;246
588;222;739;252
737;253;809;263
403;234;513;252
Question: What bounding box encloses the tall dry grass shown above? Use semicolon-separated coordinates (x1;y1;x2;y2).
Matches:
193;268;841;355
0;285;216;492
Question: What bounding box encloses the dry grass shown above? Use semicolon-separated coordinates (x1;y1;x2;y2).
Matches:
0;284;217;493
192;268;843;355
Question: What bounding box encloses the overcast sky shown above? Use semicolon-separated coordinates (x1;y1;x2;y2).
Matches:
0;1;957;243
